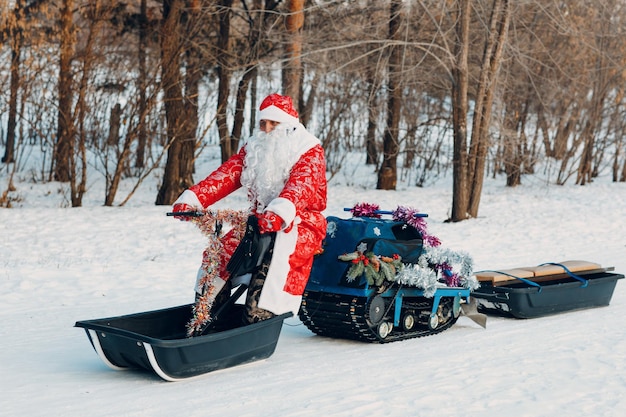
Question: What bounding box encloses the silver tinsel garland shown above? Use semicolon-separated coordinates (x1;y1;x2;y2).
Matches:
395;247;479;298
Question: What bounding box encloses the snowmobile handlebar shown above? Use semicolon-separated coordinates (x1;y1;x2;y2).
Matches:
343;208;428;218
166;211;205;218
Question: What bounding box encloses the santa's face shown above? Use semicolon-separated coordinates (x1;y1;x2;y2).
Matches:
260;119;279;133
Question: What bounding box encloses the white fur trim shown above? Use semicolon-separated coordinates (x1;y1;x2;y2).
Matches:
173;189;203;208
258;105;299;126
290;124;321;156
265;197;296;228
258;223;301;316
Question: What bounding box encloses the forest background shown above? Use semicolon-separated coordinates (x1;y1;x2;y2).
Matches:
1;0;626;221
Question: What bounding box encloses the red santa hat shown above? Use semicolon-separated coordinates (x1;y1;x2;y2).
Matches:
258;93;299;125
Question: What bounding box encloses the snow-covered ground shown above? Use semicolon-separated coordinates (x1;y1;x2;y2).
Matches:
1;151;625;417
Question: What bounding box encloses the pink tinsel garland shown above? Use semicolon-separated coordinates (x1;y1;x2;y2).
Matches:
349;202;441;247
391;206;441;247
350;202;381;218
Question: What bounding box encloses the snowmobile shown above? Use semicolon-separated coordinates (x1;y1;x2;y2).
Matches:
299;207;478;343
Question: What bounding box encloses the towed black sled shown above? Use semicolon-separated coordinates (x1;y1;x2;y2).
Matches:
299;207;480;343
472;261;624;318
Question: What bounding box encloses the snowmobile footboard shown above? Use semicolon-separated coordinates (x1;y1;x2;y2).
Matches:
75;304;291;381
472;261;624;318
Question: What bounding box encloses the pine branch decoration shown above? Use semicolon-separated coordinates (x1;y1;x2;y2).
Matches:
339;251;403;286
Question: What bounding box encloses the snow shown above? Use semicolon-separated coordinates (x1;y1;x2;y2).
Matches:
2;152;626;417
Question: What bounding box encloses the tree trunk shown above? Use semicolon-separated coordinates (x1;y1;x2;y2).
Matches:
216;0;234;162
156;0;191;205
107;104;122;147
282;0;304;102
54;0;75;182
298;69;318;128
249;75;258;137
105;106;134;206
553;103;580;160
232;68;256;145
135;0;148;169
3;37;20;164
2;0;26;164
576;33;609;185
365;108;378;166
450;0;471;222
365;64;379;166
577;121;596;186
536;105;554;158
71;0;106;207
181;4;202;185
503;103;522;187
377;0;403;190
231;0;264;145
467;0;510;218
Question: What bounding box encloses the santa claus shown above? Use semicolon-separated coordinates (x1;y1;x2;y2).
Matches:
172;93;327;324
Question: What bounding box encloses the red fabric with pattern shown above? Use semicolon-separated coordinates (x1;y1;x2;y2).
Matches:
189;147;246;208
259;93;299;119
188;144;327;296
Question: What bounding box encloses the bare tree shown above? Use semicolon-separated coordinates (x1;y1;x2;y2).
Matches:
576;2;621;185
135;0;149;169
466;0;511;217
365;66;380;166
450;0;471;222
230;0;274;151
54;0;75;183
282;0;304;101
2;0;25;164
215;0;235;162
155;0;198;205
377;0;404;190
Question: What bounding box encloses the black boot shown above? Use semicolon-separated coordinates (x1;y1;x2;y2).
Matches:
242;250;276;324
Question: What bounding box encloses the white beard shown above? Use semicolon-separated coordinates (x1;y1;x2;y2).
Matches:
241;126;301;212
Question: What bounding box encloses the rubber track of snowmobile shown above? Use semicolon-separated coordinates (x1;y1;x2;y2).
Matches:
299;291;458;343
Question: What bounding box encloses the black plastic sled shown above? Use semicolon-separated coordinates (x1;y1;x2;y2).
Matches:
472;260;624;318
75;303;291;381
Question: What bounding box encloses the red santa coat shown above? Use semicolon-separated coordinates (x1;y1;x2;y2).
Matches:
186;140;327;315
